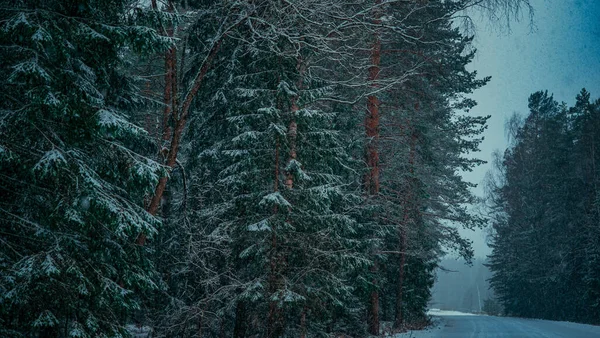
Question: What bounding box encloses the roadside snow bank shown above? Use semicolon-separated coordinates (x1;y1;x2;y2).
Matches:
392;309;479;337
427;308;478;316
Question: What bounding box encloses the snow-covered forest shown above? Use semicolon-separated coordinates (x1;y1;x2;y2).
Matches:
13;0;600;337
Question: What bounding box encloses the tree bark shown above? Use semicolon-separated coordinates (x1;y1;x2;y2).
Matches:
137;1;253;246
366;0;382;335
136;37;223;245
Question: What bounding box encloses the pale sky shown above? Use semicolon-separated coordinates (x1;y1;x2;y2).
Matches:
459;0;600;258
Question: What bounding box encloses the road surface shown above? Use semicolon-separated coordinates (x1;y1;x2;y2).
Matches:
396;311;600;337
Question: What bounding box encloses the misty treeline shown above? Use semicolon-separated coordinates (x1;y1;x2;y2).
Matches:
0;0;530;337
486;89;600;324
431;258;494;314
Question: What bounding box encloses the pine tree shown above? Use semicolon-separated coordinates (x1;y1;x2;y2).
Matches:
359;0;490;330
0;1;169;336
147;3;375;332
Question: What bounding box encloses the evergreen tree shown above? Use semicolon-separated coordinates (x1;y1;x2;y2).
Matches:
0;1;168;336
367;0;489;330
487;89;600;325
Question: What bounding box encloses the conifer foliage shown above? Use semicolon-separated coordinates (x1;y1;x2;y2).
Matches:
0;1;168;336
487;89;600;325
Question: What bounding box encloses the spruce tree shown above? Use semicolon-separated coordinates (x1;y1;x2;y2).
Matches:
0;1;168;336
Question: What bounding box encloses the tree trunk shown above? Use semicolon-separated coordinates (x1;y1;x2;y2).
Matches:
366;0;382;335
136;36;223;245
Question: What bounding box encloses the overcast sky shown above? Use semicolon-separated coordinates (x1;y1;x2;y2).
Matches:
458;0;600;258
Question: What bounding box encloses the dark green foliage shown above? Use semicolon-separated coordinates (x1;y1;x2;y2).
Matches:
487;89;600;325
482;298;503;315
0;1;168;336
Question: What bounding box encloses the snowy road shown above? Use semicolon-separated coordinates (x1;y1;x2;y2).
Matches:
396;311;600;338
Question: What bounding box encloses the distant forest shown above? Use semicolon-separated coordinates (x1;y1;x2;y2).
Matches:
486;89;600;325
1;1;533;337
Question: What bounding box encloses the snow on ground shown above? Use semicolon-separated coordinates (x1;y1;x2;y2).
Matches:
126;325;152;338
426;308;477;316
384;309;478;337
124;309;600;338
392;316;445;338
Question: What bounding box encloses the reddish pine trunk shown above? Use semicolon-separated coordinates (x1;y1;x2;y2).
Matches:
137;38;223;245
138;1;248;245
365;91;380;196
366;0;382;335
